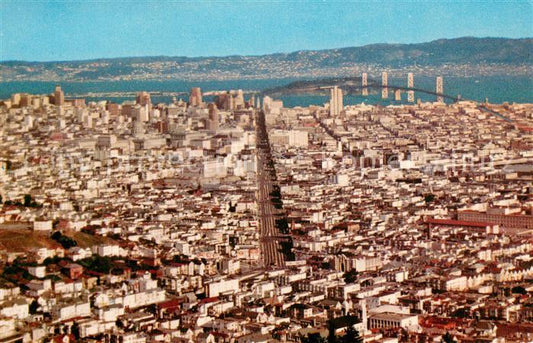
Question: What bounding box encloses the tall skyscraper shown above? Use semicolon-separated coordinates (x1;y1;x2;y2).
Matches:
235;89;245;109
381;72;388;99
189;87;203;107
263;96;272;112
54;85;64;106
216;92;233;110
329;86;343;117
208;103;219;132
407;73;414;103
436;76;444;103
136;91;151;106
134;105;149;122
247;95;255;108
11;93;21;106
362;73;368;96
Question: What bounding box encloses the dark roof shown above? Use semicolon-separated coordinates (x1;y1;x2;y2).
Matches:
425;218;492;228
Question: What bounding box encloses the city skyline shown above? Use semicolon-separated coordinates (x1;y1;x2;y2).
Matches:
1;79;532;342
1;2;533;342
1;0;532;62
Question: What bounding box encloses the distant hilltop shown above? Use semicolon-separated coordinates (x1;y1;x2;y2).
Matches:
1;37;532;82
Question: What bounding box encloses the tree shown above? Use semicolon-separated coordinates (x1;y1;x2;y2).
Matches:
327;320;337;343
29;299;40;314
71;322;80;340
115;318;124;329
275;218;289;233
343;269;358;284
51;231;62;241
50;231;77;249
272;196;284;209
441;332;456;343
43;256;61;266
270;189;281;199
340;326;363;343
79;255;113;274
23;194;32;207
511;286;527;295
280;240;295;261
451;307;469;318
301;333;326;343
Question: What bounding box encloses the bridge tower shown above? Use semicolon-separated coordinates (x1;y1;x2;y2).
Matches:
394;89;401;101
436;76;444;103
381;72;388;99
407;73;414;103
362;73;368;96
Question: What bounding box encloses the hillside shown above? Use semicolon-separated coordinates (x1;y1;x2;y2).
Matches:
0;227;116;253
1;37;531;81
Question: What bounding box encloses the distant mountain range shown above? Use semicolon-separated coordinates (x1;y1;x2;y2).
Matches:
1;37;531;81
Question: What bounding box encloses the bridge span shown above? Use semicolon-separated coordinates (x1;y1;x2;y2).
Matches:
260;75;531;130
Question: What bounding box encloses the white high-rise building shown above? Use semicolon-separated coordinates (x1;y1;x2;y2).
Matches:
134;105;149;122
235;89;245;109
329;86;343;117
208;103;219;132
436;76;444;103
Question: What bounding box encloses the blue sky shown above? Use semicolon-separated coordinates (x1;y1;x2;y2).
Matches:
1;0;532;61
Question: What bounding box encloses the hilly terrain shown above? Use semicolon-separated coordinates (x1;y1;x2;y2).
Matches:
1;37;531;81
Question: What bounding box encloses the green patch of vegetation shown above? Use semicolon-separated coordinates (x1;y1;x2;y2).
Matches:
172;254;191;264
275;218;289;234
301;333;326;343
2;194;41;208
3;200;22;206
425;193;435;203
43;256;64;266
442;332;457;343
451;307;469;318
512;286;527;295
280;239;295;261
300;320;363;343
343;269;358;284
51;231;78;249
328;315;360;331
272;197;283;209
78;255;113;274
337;326;363;343
229;236;238;248
1;259;34;284
23;194;41;208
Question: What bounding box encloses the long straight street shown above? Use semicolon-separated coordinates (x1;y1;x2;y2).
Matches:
254;109;286;268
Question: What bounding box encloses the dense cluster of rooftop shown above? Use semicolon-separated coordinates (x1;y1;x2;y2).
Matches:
0;85;532;342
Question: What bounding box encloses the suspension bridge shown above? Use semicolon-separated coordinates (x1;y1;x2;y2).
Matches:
260;75;532;132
